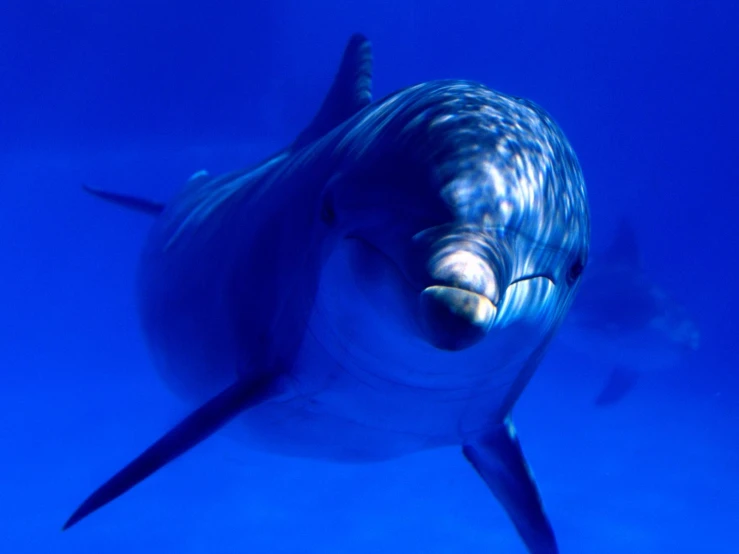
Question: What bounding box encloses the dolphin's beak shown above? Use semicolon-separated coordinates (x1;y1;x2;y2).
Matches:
419;285;497;351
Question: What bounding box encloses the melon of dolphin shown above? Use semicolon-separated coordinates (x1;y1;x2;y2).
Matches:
66;34;590;554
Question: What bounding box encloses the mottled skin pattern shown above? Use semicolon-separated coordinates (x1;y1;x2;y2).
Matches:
139;80;590;460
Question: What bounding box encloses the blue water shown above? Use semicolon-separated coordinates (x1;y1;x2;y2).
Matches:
1;1;736;553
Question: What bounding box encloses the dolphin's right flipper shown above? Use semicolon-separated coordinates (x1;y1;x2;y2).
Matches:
594;366;640;407
63;375;282;530
82;184;166;216
463;419;558;554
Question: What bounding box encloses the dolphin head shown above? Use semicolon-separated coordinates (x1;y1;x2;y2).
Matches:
318;82;590;359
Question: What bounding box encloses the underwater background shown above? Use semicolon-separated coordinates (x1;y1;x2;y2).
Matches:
1;1;736;552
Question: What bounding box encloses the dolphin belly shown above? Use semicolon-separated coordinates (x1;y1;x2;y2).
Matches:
138;229;524;462
228;237;538;461
232;328;517;462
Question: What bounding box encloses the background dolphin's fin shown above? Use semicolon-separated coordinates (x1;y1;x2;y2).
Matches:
62;375;281;530
187;169;210;184
463;419;558;554
291;33;373;149
604;218;641;268
82;184;165;216
594;366;640;406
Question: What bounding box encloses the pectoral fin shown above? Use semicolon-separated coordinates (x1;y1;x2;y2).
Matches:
82;184;165;215
463;419;558;554
63;375;281;530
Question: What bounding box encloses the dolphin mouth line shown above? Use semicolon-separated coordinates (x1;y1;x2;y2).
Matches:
346;235;500;301
347;234;558;307
510;273;557;287
344;236;499;350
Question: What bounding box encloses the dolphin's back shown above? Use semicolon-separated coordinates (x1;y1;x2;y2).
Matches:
134;33;376;404
136;154;313;401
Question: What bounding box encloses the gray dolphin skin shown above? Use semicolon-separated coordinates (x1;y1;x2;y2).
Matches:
560;219;699;406
66;34;590;553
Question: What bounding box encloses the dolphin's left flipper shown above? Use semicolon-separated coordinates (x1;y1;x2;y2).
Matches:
63;375;282;530
82;184;165;215
463;419;558;554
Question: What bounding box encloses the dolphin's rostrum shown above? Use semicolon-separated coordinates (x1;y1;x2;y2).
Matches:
67;34;590;554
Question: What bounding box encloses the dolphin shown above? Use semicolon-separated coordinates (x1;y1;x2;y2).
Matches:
65;34;590;554
559;219;699;406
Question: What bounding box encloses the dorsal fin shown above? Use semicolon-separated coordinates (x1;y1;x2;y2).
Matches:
604;218;641;268
291;33;373;149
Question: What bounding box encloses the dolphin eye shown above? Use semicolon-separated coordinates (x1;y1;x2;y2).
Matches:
566;258;585;285
320;192;336;225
